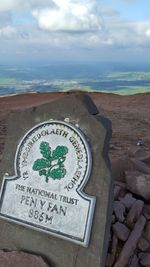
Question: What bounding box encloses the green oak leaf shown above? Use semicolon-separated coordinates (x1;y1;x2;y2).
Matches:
52;146;68;160
39;169;47;176
40;142;51;160
32;143;68;182
33;158;50;171
49;167;66;180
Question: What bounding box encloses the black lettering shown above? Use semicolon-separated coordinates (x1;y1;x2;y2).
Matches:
62;131;68;138
34;210;39;219
51;204;58;214
47;202;53;211
39;212;44;222
20;195;26;204
45;214;53;224
29;209;33;218
40;200;46;209
60;205;67;216
29;197;37;208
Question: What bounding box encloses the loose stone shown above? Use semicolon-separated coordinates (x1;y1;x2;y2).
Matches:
128;254;139;267
113;201;126;222
113;222;130;242
114;215;146;267
144;222;150;243
119;193;136;210
140;253;150;266
114;185;121;200
125;171;150;201
107;234;118;267
126;200;144;228
138;237;150;252
143;205;150;221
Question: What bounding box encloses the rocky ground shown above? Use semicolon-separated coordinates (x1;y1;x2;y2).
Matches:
93;92;150;267
106;149;150;267
0;92;149;267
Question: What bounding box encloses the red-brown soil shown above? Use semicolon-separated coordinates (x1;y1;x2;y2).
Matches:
0;92;150;158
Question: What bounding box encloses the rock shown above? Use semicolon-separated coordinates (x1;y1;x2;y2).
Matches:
106;253;111;267
113;201;126;222
0;94;113;267
107;234;118;267
114;184;126;199
114;215;146;267
140;253;150;266
113;222;130;241
138;237;150;252
0;251;50;267
125;171;150;201
111;156;133;182
138;253;145;260
112;215;116;223
130;158;150;174
114;185;121;200
111;153;150;183
118;188;127;198
144;222;150;243
134;148;150;163
129;254;139;267
114;181;127;190
119;193;136;210
143;205;150;221
126;200;144;228
143;157;150;165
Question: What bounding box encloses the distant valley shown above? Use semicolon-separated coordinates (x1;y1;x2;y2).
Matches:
0;64;150;96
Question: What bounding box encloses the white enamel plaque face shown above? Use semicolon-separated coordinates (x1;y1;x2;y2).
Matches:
0;121;96;246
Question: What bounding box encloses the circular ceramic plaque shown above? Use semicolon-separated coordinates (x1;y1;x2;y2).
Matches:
16;120;92;191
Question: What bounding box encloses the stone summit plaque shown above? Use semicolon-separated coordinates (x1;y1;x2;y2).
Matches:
0;94;113;267
0;120;95;246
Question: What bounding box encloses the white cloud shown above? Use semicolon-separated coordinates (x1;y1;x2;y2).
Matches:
0;12;12;26
1;0;150;63
0;25;16;37
32;0;101;32
0;0;102;32
0;0;22;12
145;28;150;36
0;0;54;12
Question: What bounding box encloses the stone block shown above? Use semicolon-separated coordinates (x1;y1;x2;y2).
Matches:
0;94;113;267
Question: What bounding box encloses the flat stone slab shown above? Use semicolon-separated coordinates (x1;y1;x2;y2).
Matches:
0;94;113;267
0;250;49;267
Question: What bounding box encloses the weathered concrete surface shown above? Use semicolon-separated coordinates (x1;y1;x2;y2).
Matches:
0;94;113;267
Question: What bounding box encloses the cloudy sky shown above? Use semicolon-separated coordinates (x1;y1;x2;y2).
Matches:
0;0;150;64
